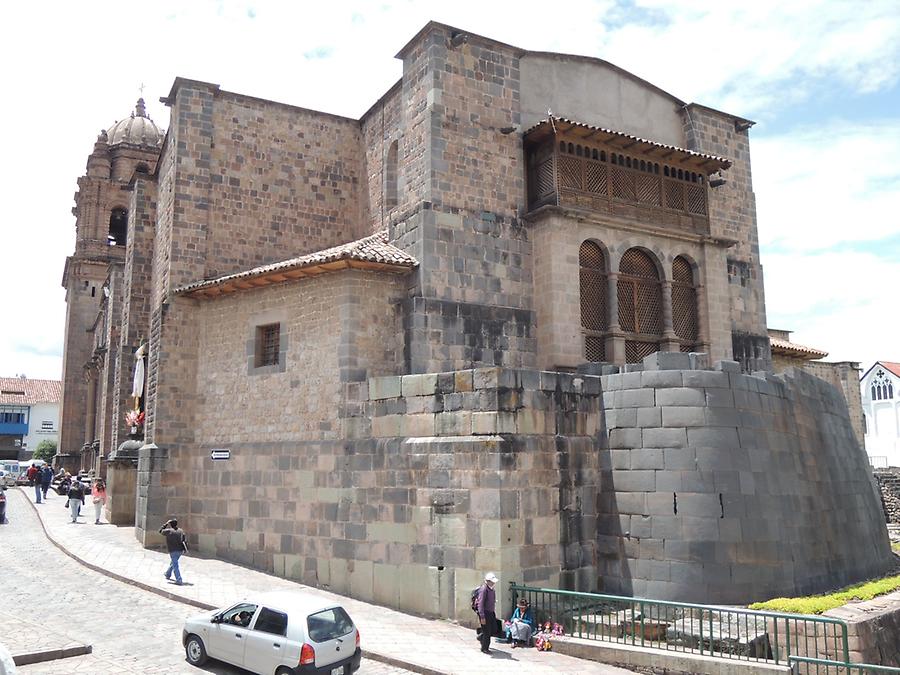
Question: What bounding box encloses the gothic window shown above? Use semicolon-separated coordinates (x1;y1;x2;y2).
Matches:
385;140;398;210
618;248;663;362
108;207;128;246
579;240;608;362
671;256;699;352
872;370;894;401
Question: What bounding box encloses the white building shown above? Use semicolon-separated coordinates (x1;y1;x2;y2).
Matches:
862;362;900;468
0;377;61;461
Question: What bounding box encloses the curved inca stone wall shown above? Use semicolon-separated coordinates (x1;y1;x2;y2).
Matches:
597;358;893;604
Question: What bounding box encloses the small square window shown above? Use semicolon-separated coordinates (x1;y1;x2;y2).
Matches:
255;324;281;368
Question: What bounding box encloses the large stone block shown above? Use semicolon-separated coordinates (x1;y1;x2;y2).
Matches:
656;387;707;407
369;376;401;400
643;427;688;448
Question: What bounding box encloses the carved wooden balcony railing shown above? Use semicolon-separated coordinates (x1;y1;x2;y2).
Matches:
527;141;712;235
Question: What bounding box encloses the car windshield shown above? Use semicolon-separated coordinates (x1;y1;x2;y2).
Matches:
307;607;354;643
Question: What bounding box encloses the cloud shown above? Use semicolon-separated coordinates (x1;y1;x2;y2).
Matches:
764;249;900;368
303;46;334;60
592;1;900;120
754;120;900;252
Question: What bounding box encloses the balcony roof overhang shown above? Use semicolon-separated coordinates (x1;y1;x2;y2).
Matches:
524;117;732;173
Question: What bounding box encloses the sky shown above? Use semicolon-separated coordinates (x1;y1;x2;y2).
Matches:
0;0;897;381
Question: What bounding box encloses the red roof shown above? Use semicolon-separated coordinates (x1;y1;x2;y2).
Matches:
0;377;61;405
878;362;900;378
769;337;827;360
175;230;417;298
859;361;900;382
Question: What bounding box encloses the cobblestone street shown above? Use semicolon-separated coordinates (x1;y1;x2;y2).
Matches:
1;488;410;675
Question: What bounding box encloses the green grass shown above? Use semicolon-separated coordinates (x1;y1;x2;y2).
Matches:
892;542;900;553
749;574;900;615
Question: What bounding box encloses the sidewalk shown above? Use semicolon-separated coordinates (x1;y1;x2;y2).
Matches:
0;615;91;667
25;488;629;675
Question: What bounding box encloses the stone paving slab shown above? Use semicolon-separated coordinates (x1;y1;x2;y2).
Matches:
0;615;90;665
23;487;630;675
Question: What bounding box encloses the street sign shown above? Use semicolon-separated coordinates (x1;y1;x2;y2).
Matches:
210;449;231;461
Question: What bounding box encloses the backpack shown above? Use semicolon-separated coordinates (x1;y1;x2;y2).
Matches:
470;586;481;613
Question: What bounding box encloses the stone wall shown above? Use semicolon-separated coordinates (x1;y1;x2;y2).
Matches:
360;80;402;234
205;89;368;276
598;353;893;604
684;105;769;371
874;469;900;523
391;26;536;373
191;269;405;445
181;364;602;623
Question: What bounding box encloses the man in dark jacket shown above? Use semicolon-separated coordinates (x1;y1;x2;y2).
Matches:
159;518;188;585
476;572;498;654
40;465;53;499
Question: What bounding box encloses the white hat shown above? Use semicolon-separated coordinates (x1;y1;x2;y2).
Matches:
484;572;498;583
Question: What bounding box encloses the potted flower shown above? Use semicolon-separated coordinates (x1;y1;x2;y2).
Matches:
125;410;145;437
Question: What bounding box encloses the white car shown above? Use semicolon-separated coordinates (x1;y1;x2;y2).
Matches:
182;591;362;675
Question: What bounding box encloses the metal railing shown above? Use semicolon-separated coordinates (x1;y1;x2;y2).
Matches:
509;584;850;673
790;657;900;674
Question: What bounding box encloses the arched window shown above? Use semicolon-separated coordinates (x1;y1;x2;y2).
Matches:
108;207;128;246
671;256;699;352
579;241;608;362
872;370;895;401
618;248;663;362
385;140;398;210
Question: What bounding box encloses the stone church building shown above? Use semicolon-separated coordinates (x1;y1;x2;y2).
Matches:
59;22;891;620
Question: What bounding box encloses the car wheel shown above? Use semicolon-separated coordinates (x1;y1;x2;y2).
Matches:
275;668;295;675
185;634;208;666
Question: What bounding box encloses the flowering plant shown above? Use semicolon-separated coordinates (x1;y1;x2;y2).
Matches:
125;410;145;428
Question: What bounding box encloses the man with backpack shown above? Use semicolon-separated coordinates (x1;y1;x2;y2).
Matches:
474;572;498;654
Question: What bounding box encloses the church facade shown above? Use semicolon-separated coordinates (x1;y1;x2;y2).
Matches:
59;23;891;620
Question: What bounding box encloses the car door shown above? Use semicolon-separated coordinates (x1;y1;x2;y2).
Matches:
208;602;257;668
306;607;355;671
242;606;289;675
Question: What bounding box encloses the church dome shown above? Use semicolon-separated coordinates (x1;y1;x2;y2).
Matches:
107;98;163;148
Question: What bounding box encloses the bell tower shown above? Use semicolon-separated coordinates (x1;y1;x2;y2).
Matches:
59;99;162;459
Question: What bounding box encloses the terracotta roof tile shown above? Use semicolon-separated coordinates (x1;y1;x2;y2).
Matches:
0;377;61;405
769;337;828;360
176;230;417;296
879;362;900;378
524;117;732;171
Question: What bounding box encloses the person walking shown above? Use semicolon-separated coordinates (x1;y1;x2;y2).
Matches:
91;479;107;524
476;572;498;654
28;464;41;503
159;518;188;585
67;479;84;522
40;465;53;500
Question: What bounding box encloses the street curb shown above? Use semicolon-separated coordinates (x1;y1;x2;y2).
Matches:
13;645;93;667
23;490;448;675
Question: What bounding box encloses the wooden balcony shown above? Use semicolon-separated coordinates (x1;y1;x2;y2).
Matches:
526;139;713;236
